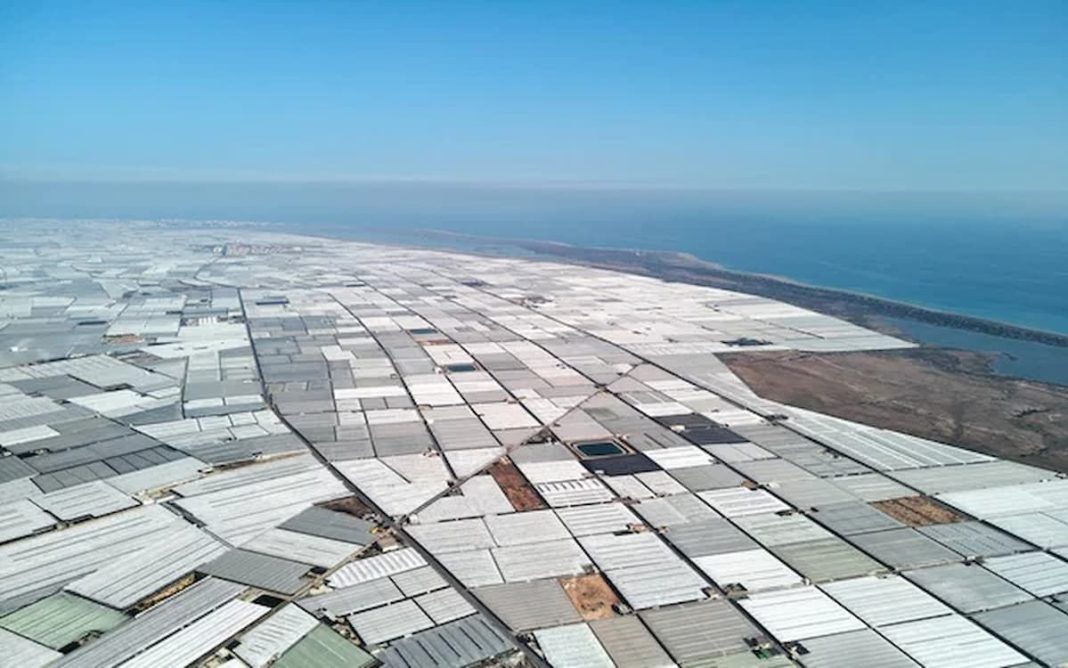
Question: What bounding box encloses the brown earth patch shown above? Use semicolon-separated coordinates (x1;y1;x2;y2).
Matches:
560;574;620;620
320;495;375;518
488;460;546;511
721;348;1068;473
872;496;963;526
133;573;197;612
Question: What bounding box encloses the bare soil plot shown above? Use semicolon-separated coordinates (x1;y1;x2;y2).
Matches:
488;460;546;511
873;496;963;526
722;348;1068;473
560;574;620;620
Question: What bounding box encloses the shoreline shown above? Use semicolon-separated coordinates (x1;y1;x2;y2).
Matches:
99;218;1068;389
392;228;1068;349
93;217;1063;348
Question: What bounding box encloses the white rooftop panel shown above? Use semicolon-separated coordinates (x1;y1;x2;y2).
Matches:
534;623;614;668
698;488;791;517
235;604;318;668
740;586;866;642
821;575;953;627
328;548;427;588
984;552;1068;597
0;499;55;543
121;599;269;668
879;615;1028;668
34;481;138;521
693;548;803;592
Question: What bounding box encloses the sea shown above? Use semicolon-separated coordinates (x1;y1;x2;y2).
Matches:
344;213;1068;335
314;213;1068;386
303;189;1068;386
3;181;1067;384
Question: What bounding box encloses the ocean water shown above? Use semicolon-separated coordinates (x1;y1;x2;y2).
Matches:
307;208;1068;335
617;220;1068;336
406;217;1068;335
312;214;1068;387
883;318;1068;387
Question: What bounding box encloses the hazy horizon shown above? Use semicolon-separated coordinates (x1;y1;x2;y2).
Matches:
3;179;1067;226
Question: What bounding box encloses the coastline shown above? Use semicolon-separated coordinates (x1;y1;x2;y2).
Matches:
339;226;1068;388
203;219;1068;386
174;219;1068;346
324;225;1068;346
495;236;1068;347
319;224;1067;469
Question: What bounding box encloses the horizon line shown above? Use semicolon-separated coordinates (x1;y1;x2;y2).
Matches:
2;176;1067;197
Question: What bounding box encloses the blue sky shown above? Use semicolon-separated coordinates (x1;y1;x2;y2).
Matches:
2;1;1066;190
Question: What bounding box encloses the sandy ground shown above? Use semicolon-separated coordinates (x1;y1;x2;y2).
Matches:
489;460;547;511
721;348;1068;473
872;496;964;526
559;574;620;620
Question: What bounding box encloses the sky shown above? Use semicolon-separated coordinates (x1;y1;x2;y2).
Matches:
2;1;1066;191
